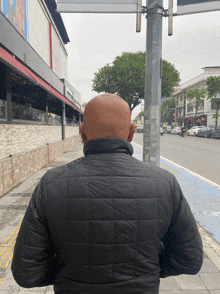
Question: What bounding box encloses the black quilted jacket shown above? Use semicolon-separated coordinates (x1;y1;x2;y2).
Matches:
12;138;203;294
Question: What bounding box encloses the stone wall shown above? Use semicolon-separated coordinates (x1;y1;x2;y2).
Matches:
0;134;81;198
0;124;79;160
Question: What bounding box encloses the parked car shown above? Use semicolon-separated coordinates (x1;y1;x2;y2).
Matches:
175;127;181;135
165;126;173;134
210;127;220;139
171;127;177;134
160;127;164;135
136;125;144;133
197;127;215;138
187;126;203;136
171;127;181;135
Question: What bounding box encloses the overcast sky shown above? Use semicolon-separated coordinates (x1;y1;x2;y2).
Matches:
60;1;220;119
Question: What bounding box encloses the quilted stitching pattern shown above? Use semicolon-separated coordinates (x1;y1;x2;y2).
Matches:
12;138;203;294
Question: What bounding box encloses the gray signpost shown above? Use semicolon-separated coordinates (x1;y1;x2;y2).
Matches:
143;2;163;167
57;0;220;167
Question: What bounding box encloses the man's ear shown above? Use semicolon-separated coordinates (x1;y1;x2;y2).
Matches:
79;123;87;143
127;123;136;142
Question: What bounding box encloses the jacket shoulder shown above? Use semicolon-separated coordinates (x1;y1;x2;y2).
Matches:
41;156;85;189
131;156;176;184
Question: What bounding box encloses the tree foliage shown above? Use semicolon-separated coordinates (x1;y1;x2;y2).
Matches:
186;88;206;126
92;52;180;112
161;98;176;123
161;60;180;98
206;76;220;127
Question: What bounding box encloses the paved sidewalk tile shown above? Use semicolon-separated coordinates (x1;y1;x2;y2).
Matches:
18;290;47;293
0;268;20;292
203;247;220;271
175;274;206;290
199;273;220;289
200;257;219;273
159;276;180;291
160;291;209;294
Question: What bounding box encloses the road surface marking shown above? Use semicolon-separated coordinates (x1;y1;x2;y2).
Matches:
204;211;220;217
0;221;21;248
0;229;19;256
132;142;220;191
2;242;15;260
0;221;21;284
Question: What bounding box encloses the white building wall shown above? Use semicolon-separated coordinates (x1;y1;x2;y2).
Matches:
27;0;68;79
59;45;68;80
28;0;50;67
73;87;81;106
52;26;60;76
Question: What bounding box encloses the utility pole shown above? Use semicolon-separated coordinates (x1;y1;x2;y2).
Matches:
143;0;163;167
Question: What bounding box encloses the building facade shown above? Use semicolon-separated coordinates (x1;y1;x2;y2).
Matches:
0;0;84;197
173;67;220;128
0;0;83;128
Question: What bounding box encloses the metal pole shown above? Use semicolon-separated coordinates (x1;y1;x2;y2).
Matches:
62;102;65;140
175;96;177;125
45;104;49;123
143;1;163;167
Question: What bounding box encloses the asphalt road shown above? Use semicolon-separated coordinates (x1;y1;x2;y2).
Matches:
133;132;220;186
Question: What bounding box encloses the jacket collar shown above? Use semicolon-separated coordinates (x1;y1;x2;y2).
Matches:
83;137;134;156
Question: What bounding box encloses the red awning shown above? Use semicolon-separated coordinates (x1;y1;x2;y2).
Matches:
0;46;83;114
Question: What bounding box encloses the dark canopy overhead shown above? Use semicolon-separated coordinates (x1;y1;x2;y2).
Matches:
44;0;70;44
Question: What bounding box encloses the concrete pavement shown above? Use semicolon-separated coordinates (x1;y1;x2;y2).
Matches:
0;140;220;293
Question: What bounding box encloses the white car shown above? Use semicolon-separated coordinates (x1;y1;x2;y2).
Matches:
171;127;177;134
136;125;144;133
188;126;204;136
171;127;181;135
175;127;181;135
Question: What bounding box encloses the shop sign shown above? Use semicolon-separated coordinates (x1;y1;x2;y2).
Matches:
188;118;192;120
201;117;206;121
177;0;220;16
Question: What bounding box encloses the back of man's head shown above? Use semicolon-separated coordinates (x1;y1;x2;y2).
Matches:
79;94;135;143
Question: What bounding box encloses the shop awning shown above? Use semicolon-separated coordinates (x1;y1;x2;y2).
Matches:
0;46;83;114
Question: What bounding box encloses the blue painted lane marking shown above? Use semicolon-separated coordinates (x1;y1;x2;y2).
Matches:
131;142;220;245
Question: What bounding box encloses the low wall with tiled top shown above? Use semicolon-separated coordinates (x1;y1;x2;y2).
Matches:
0;134;81;198
0;123;79;160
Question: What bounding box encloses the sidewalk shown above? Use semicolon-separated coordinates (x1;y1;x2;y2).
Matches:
0;140;220;293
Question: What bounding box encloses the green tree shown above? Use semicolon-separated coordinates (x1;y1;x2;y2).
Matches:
186;88;206;126
135;111;144;119
161;97;176;124
92;52;180;112
82;102;87;108
206;76;220;127
162;60;180;98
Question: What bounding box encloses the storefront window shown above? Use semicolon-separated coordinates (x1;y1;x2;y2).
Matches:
187;104;193;112
197;101;204;110
1;100;78;125
0;100;6;119
211;100;220;110
66;117;77;126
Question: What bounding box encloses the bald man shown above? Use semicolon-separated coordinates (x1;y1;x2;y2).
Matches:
12;94;203;294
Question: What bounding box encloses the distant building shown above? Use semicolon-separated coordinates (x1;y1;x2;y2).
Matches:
173;67;220;127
